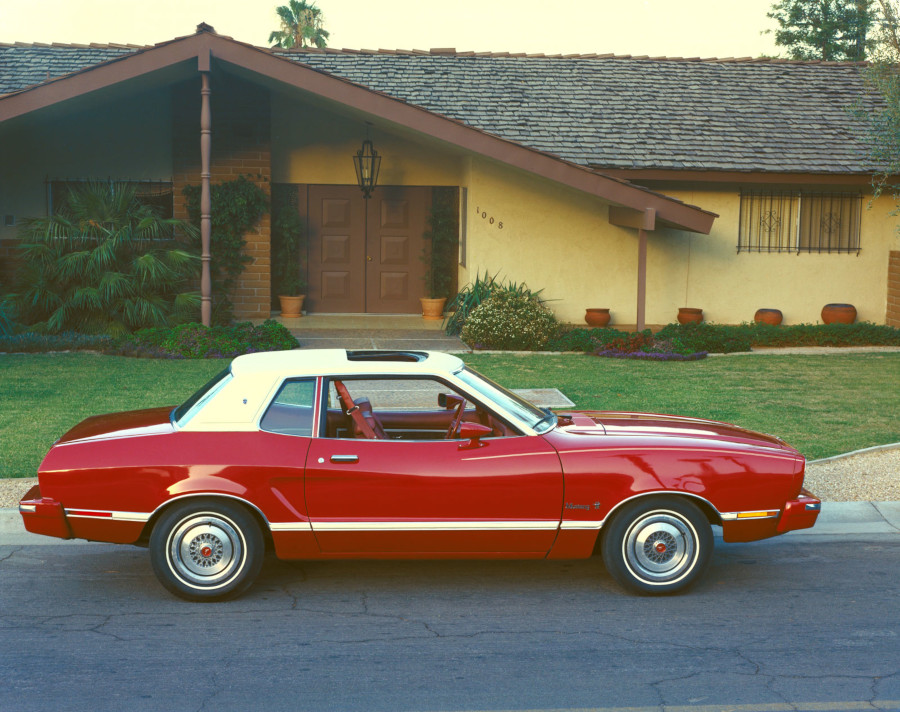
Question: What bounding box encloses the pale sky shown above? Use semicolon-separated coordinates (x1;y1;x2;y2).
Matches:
0;0;783;59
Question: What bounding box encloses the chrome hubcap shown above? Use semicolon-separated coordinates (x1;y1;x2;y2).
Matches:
624;511;696;583
168;514;244;588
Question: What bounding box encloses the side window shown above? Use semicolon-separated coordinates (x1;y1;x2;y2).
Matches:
325;378;500;441
260;379;316;437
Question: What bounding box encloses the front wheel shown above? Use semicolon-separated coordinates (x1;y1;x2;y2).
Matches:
150;499;264;601
601;497;712;595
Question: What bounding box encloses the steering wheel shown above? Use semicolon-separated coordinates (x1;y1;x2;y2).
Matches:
445;395;467;439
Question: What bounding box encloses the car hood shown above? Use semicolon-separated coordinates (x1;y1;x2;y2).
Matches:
555;411;789;451
56;406;176;444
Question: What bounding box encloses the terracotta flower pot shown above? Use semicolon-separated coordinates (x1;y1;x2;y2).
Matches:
279;294;305;318
677;307;703;325
754;308;783;326
821;303;857;325
584;308;611;328
420;297;447;321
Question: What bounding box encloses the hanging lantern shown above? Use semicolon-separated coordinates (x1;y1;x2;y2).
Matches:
353;137;381;199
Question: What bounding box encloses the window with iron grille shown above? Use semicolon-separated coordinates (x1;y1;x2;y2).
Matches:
738;191;861;254
47;179;174;219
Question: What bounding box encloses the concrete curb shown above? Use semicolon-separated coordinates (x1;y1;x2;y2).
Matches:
3;502;899;547
808;442;900;464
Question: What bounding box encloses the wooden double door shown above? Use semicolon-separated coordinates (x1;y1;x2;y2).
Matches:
305;185;430;314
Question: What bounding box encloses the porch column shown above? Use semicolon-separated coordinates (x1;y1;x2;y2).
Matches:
608;206;655;331
200;71;212;327
636;226;647;332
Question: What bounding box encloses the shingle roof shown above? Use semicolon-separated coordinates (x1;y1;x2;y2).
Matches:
0;41;882;174
0;43;142;93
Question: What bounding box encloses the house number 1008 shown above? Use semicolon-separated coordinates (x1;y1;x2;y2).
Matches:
475;206;503;229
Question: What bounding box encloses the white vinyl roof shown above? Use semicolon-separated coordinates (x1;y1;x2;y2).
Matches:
229;349;465;378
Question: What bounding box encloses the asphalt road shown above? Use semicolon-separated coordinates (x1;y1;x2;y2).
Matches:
2;529;899;712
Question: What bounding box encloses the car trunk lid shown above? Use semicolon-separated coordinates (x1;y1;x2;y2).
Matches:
56;406;176;444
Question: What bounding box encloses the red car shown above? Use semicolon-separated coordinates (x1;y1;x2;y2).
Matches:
20;349;820;600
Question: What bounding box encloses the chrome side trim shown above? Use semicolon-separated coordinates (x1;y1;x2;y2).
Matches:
310;520;560;532
560;520;605;530
19;503;37;514
601;490;724;525
269;522;314;532
146;493;272;526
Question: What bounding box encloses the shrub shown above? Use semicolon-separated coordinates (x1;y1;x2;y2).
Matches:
656;322;752;354
461;291;558;350
545;327;630;352
271;184;306;297
183;175;269;324
748;321;900;346
0;288;17;337
15;181;199;335
111;320;299;359
444;271;547;336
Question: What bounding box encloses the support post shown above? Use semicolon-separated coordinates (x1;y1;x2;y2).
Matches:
200;71;212;327
636;227;647;332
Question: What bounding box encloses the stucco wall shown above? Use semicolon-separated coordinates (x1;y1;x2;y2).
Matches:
271;94;464;187
462;158;900;325
656;189;900;325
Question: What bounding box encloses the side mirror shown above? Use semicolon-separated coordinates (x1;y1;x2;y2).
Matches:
457;422;493;447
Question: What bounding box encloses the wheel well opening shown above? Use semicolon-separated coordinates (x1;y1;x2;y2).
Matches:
138;496;274;551
591;493;722;557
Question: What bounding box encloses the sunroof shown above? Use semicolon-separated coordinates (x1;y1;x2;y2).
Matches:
345;350;428;363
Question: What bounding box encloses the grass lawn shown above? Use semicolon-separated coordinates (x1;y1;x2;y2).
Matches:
1;351;898;479
465;352;900;461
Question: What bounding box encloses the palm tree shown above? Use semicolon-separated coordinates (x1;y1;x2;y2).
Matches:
15;181;199;334
269;0;330;49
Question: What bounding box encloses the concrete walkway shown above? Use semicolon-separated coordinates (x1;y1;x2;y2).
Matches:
265;314;468;351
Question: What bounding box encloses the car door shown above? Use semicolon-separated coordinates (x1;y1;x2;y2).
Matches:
304;377;564;555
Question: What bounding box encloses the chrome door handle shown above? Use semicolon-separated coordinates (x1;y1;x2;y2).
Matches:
330;454;359;463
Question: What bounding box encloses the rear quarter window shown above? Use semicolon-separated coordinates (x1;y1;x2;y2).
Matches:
260;379;317;437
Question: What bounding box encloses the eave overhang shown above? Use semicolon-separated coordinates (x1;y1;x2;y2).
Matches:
601;168;882;187
0;28;717;234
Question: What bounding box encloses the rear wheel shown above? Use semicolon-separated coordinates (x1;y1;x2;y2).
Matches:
149;499;264;601
601;497;712;595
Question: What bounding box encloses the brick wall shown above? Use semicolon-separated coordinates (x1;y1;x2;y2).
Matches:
172;74;272;320
888;251;900;327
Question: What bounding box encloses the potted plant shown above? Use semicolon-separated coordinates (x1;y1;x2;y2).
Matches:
677;307;703;324
821;303;857;324
584;308;611;327
420;189;458;320
271;187;307;318
754;308;783;325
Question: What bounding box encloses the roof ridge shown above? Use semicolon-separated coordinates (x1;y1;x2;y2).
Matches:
267;45;870;65
0;38;870;66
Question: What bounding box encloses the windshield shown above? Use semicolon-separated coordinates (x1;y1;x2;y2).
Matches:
173;367;232;426
456;366;557;434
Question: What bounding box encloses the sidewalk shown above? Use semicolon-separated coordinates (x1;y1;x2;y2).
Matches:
3;501;899;547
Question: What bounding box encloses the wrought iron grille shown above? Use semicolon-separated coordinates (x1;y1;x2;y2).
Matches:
46;178;174;219
738;191;861;254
